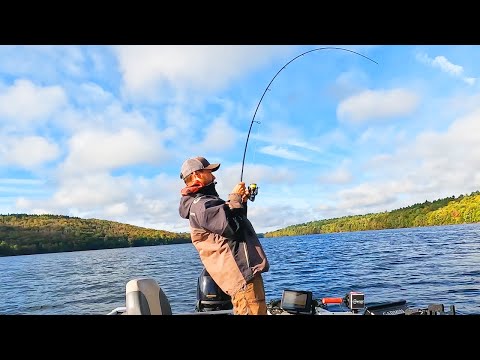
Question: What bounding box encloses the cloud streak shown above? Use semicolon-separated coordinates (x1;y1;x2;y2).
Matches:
416;52;477;85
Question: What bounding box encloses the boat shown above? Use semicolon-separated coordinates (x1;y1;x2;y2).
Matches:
107;268;457;315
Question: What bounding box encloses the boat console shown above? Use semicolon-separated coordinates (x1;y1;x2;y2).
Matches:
266;289;456;315
107;277;456;315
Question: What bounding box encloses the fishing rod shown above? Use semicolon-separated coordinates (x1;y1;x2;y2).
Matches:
240;47;378;201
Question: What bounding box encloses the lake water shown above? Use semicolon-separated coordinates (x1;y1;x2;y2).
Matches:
1;223;479;315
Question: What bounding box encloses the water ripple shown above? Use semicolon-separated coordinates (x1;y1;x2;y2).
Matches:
1;223;479;314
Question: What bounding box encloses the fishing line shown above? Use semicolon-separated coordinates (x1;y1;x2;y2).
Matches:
240;46;379;183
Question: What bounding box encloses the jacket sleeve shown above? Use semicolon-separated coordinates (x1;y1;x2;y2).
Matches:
192;195;246;239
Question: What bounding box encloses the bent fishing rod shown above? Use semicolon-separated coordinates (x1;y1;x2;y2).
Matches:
240;47;378;201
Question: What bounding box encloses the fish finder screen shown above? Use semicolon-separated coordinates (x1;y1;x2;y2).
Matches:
280;290;313;313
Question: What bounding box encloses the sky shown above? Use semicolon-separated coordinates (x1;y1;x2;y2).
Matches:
0;45;479;234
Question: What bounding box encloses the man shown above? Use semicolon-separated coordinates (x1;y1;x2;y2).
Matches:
178;156;270;315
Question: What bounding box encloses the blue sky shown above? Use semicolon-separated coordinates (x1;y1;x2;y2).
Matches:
0;45;479;234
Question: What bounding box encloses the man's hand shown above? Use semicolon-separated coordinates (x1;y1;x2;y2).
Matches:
231;182;249;203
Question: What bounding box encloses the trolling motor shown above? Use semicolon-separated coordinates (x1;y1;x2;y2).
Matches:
248;183;259;202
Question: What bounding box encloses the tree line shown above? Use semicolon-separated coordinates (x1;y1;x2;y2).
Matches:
2;190;479;256
264;191;480;237
0;214;191;257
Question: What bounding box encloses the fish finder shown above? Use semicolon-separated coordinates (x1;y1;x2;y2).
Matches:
280;289;313;314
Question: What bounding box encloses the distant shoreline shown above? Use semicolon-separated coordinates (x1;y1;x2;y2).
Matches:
2;190;479;256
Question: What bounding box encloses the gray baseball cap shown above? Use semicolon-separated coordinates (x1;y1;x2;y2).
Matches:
180;156;220;180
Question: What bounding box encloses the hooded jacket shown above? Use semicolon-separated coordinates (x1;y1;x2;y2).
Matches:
179;183;269;296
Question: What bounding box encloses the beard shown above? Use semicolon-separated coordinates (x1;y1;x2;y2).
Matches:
201;181;219;197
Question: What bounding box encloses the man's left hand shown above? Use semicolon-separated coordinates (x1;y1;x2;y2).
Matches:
231;182;249;203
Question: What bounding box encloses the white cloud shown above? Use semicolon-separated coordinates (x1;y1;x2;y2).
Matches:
53;173;131;208
56;103;156;137
335;181;406;211
113;45;291;100
15;198;54;216
2;45;480;235
416;52;476;86
0;136;60;168
0;79;67;123
336;106;480;216
13;172;183;230
337;88;419;124
431;55;463;76
411;108;480;181
165;105;196;131
104;202;129;217
200;117;239;152
61;128;168;175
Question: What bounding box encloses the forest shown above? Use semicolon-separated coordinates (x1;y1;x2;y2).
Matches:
1;190;479;256
264;191;480;237
0;214;190;256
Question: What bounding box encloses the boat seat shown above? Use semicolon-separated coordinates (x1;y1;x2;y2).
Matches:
125;277;172;315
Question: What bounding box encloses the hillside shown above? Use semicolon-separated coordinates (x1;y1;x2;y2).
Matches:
2;190;480;256
0;214;190;257
264;191;480;237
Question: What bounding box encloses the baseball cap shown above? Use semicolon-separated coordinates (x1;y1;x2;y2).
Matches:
180;156;220;180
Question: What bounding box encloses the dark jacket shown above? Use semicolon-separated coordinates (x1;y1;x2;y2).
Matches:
179;184;269;296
